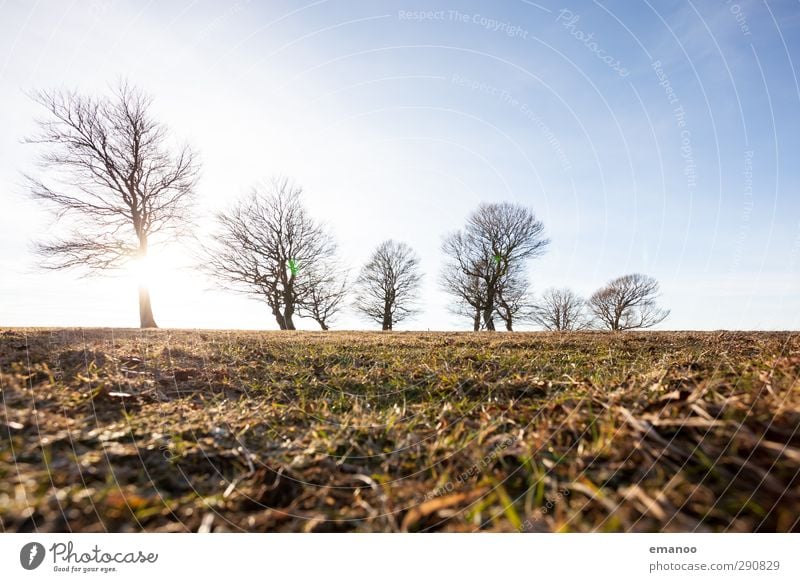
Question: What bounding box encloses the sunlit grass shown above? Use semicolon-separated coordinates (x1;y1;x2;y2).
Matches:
1;329;798;532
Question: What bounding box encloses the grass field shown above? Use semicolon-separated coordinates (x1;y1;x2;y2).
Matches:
1;328;798;532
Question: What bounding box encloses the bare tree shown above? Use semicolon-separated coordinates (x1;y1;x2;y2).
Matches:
203;179;345;330
533;288;589;331
298;261;349;331
24;82;199;328
441;259;533;331
441;202;548;331
440;262;486;331
353;240;422;330
494;267;535;332
588;274;669;331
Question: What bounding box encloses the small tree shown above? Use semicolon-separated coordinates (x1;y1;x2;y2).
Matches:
588;274;669;331
441;202;548;331
533;288;588;331
440;262;486;331
353;240;422;330
494;268;534;332
204;178;346;330
25;82;199;328
299;261;349;331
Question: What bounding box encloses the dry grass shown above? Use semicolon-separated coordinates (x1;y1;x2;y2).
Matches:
1;328;798;532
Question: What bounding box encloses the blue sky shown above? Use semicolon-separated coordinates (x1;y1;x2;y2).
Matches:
1;0;799;330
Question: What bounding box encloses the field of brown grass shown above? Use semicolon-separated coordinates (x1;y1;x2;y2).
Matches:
1;328;798;532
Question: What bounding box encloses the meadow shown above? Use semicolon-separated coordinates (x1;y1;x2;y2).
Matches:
1;329;798;532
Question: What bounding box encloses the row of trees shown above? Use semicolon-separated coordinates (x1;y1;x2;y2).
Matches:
24;83;669;331
204;180;669;331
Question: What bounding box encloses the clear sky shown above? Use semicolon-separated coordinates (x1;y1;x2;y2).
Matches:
1;0;799;330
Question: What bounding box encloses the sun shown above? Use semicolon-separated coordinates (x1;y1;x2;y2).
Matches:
126;250;188;304
121;248;233;328
129;255;156;288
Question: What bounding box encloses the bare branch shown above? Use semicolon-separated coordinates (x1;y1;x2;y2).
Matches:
25;82;199;275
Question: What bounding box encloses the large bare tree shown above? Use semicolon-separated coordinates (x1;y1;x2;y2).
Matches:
441;202;548;331
203;178;346;330
588;274;669;331
353;240;422;330
533;287;589;331
24;82;199;328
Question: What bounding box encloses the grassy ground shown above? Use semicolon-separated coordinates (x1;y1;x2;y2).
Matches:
1;328;798;532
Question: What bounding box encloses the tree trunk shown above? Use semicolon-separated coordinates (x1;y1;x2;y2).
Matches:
318;320;329;331
138;285;157;328
505;318;513;332
283;305;296;330
272;305;287;330
483;289;496;331
473;309;481;332
612;306;622;331
382;301;392;331
282;277;296;330
135;238;157;329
